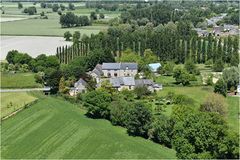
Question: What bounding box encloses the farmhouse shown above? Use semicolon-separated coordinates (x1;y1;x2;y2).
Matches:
69;78;88;96
101;63;138;77
108;77;162;92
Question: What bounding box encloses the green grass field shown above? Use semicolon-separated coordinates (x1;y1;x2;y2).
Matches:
0;92;37;118
1;96;176;159
1;72;42;88
1;2;116;36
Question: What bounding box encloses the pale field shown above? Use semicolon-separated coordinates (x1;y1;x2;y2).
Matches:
0;36;72;60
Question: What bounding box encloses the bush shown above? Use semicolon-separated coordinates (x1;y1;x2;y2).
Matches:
173;67;191;86
206;74;213;86
173;94;194;106
213;59;224;72
149;115;173;147
134;86;151;99
125;102;152;138
109;99;131;126
214;78;227;97
184;60;197;74
222;67;239;90
83;90;112;119
200;93;228;117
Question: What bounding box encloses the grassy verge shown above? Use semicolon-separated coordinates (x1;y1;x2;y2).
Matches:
1;96;176;159
1;72;42;88
0;91;37;118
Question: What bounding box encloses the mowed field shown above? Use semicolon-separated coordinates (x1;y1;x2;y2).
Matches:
0;36;72;60
1;72;42;88
1;96;176;159
0;92;37;118
0;2;114;36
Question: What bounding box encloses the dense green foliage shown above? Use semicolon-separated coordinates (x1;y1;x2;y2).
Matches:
23;6;37;15
60;12;90;28
214;78;227;97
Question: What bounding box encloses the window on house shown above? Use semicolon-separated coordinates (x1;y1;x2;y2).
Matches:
107;73;111;77
114;73;118;77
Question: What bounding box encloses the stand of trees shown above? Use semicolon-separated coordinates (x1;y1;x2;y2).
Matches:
60;12;90;28
58;22;239;67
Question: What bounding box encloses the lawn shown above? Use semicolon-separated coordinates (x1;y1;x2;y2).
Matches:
1;96;176;159
1;72;42;88
226;96;239;132
0;92;37;118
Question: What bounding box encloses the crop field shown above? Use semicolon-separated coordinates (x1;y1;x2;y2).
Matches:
1;2;115;36
1;97;176;159
1;72;42;88
1;36;72;60
0;92;37;118
159;86;239;132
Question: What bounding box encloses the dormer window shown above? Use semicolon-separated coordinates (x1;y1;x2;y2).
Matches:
126;66;129;70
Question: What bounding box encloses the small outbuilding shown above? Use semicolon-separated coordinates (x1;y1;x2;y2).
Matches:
69;78;88;96
148;63;161;73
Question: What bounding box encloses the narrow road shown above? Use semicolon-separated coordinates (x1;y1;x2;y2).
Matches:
0;88;48;93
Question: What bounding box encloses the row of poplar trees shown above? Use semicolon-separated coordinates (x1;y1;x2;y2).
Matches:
56;30;239;66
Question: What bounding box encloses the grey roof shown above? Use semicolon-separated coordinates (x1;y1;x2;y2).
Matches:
102;63;138;70
135;79;154;86
74;78;87;87
110;77;135;87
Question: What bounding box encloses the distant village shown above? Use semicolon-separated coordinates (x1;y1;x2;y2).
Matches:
193;13;239;37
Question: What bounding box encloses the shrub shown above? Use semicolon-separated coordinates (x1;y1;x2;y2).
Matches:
109;99;131;126
214;78;227;97
125;102;152;138
83;90;112;119
200;93;228;117
134;85;151;99
173;94;194;106
213;59;224;72
222;67;239;90
149;115;173;147
173;67;191;86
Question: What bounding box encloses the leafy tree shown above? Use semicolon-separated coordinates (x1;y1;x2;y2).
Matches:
83;90;112;119
159;61;175;76
172;111;230;159
52;4;59;12
213;59;224;72
143;49;158;65
184;60;197;74
72;31;80;44
23;6;37;15
64;31;72;41
173;67;190;86
44;68;62;94
222;67;239;90
40;2;46;8
109;99;131;126
34;72;45;84
68;3;75;10
59;77;66;94
18;2;23;9
99;13;105;19
134;86;151;99
90;12;97;20
214;78;227;97
125;102;152;138
60;4;65;11
149;114;173;147
200;93;228;117
6;50;18;64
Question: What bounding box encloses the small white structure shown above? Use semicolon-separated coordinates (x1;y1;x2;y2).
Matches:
88;64;103;83
69;78;88;96
148;63;161;72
